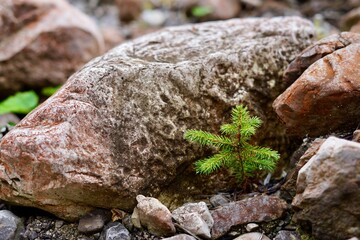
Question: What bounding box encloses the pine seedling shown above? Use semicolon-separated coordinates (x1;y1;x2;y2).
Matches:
184;104;280;184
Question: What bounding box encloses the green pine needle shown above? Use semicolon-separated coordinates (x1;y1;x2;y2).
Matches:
184;104;280;184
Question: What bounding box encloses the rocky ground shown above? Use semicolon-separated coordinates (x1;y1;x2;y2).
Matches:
1;0;360;240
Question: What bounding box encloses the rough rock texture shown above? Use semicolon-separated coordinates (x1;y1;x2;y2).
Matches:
0;17;314;220
209;194;229;208
274;32;360;136
78;209;111;234
281;138;325;200
99;222;131;240
233;232;270;240
135;195;176;237
273;230;300;240
175;212;211;239
162;234;197;240
172;202;213;229
293;137;360;239
282;32;360;85
172;202;213;239
0;210;23;240
211;195;288;239
0;0;104;97
353;129;360;142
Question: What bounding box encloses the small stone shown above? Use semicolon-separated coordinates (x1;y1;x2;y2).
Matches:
353;129;360;142
55;220;64;229
273;230;301;240
162;234;197;240
78;209;111;234
122;215;134;231
136;195;176;237
131;207;141;229
141;9;167;27
209;194;229;208
199;0;240;20
0;114;20;128
211;195;287;239
115;0;143;23
100;222;130;240
172;202;213;229
245;223;259;232
241;0;263;7
0;210;24;240
234;232;270;240
176;212;211;239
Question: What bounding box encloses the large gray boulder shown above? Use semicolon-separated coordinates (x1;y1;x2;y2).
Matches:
0;17;314;220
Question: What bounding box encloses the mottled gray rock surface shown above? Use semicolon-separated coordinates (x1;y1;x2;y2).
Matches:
100;222;131;240
0;17;314;220
0;210;23;240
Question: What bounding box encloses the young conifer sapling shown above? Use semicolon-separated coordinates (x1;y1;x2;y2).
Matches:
184;104;280;184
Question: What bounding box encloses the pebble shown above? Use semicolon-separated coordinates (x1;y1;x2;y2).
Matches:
141;9;166;26
100;222;131;240
78;209;111;234
245;223;259;232
0;210;24;240
209;194;229;208
273;230;301;240
234;232;270;240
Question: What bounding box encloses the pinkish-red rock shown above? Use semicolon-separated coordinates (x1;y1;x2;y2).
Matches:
0;0;104;97
135;195;176;237
274;32;360;137
211;195;288;239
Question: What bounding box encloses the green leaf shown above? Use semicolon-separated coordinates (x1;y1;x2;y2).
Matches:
220;123;237;136
184;129;233;149
195;151;235;174
0;91;39;114
7;121;16;126
184;104;280;184
191;6;212;17
41;85;61;97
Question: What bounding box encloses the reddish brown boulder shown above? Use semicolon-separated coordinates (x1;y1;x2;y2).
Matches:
211;195;288;239
283;32;360;85
274;32;360;136
0;0;104;97
0;17;314;220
